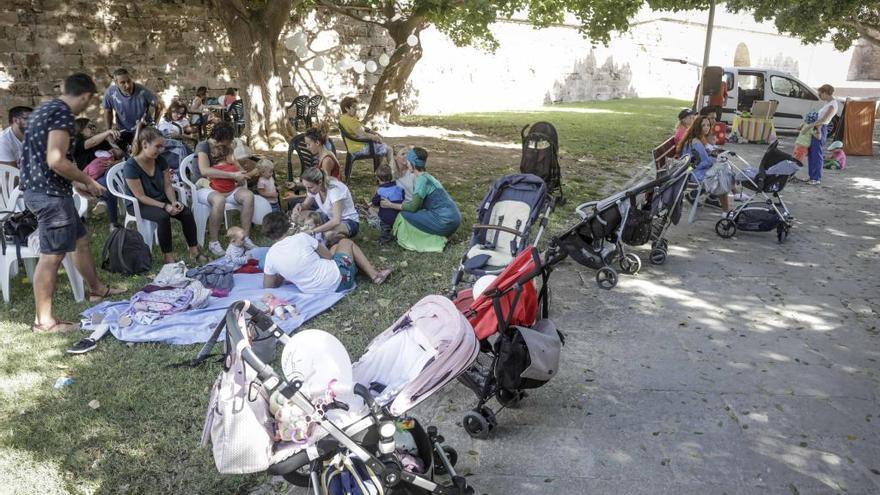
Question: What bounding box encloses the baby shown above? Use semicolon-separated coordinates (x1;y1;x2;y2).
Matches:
792;112;819;164
256;159;281;212
223;226;250;267
300;211;324;244
370;164;404;244
824;141;846;170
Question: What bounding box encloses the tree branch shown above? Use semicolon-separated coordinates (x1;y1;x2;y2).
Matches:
262;0;299;37
843;20;880;47
316;1;389;28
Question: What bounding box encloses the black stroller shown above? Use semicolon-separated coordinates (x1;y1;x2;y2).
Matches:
646;157;691;265
714;141;800;243
200;299;476;494
521;122;565;204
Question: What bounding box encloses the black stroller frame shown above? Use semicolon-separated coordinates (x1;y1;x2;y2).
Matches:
712;145;796;243
646;158;691;265
457;248;565;438
215;301;473;495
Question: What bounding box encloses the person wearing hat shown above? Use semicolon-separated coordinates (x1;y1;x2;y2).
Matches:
824;141;846;170
379;147;461;252
674;109;696;147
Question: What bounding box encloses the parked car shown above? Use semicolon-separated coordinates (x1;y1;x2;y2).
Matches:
698;67;843;133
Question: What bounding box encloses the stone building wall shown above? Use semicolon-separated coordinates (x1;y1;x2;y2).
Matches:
0;0;392;123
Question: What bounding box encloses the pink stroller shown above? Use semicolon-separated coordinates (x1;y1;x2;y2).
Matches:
202;296;478;494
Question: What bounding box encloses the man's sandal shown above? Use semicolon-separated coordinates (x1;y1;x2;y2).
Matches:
89;286;127;303
31;320;79;334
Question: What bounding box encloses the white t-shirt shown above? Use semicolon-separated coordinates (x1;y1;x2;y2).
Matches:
263;233;340;293
816;99;839;125
308;179;359;222
257;176;278;204
0;127;23;165
158;117;191;137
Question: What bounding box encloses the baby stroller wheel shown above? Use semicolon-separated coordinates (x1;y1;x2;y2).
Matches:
595;267;618;290
619;253;641;275
777;223;789;244
715;218;736;239
462;407;496;439
433;445;458;475
652;238;668;251
649;247;668;265
496;387;525;408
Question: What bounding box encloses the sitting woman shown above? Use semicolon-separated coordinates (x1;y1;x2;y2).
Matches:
158;102;195;141
124;127;206;264
73;118;124;229
677;115;731;214
290;167;360;244
261;212;391;292
195;122;260;256
303;125;341;180
380;147;461;252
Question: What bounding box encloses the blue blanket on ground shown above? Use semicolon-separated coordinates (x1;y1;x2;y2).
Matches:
80;273;348;345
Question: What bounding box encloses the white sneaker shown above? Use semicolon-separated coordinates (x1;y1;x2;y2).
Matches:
208;241;225;256
733;192;751;202
243;237;258;250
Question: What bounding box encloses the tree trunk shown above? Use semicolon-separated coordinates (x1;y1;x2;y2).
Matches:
210;0;294;148
365;17;427;125
225;27;288;148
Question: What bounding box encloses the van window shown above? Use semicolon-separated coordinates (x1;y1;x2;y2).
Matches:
736;73;765;112
770;75;818;100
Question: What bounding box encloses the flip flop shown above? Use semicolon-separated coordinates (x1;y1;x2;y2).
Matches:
89;286;126;303
31;320;79;334
372;268;392;285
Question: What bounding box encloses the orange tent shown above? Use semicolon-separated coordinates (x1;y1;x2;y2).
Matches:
841;100;876;156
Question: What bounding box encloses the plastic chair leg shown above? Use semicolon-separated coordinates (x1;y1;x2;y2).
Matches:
194;205;209;247
0;256;12;303
23;257;36;281
61;253;85;303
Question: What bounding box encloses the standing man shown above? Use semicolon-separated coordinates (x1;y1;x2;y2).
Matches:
21;73;125;333
0;106;33;168
103;68;161;150
807;84;839;186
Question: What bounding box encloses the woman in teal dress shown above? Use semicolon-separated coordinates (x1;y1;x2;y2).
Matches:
380;147;461;252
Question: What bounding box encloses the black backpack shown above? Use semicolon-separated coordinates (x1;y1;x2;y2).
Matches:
101;228;152;275
1;210;38;265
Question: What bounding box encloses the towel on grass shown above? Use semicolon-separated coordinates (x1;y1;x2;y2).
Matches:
80;273;349;345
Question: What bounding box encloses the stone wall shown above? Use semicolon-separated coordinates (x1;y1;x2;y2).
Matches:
0;0;393;124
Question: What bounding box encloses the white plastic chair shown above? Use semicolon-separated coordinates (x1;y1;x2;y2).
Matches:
105;162;160;249
0;170;86;304
180;156;272;246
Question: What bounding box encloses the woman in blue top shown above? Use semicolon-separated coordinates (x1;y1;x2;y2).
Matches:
380;147;461;252
677;115;731;214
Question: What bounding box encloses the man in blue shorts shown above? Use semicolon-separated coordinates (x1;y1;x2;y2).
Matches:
102;68;161;150
21;73;125;333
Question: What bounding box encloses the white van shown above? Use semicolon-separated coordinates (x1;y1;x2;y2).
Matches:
705;67;843;133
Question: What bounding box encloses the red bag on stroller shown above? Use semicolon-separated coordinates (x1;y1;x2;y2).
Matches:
453;249;538;340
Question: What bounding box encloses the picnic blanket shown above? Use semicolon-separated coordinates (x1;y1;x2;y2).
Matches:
80;273;349;345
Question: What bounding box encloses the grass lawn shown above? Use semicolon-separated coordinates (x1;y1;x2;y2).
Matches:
0;97;686;494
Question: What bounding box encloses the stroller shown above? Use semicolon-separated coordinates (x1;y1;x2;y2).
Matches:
202;297;477;494
453;247;565;438
715;141;800;243
521;122;565;204
549;179;658;290
449;174;553;295
645;157;691;265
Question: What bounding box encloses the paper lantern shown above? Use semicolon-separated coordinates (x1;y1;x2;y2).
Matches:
295;45;308;59
406;35;418;47
336;59;352;70
365;60;377;73
352;61;365;74
378;54;390;66
292;32;307;47
312;57;325;71
283;36;298;51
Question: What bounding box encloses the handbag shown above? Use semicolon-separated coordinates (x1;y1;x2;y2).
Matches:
620;196;652;246
703;161;734;196
201;339;274;474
